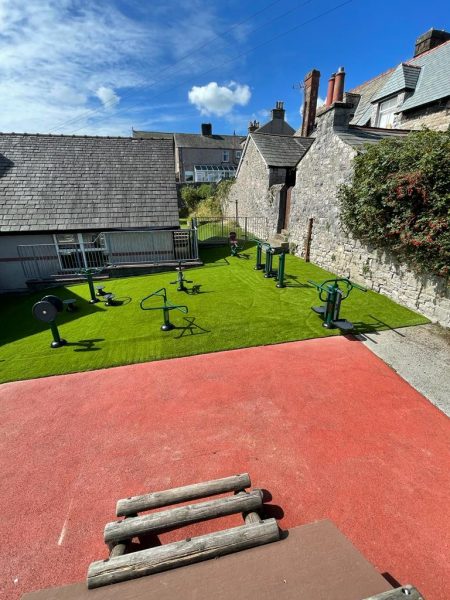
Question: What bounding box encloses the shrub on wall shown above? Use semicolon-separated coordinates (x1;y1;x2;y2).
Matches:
339;129;450;278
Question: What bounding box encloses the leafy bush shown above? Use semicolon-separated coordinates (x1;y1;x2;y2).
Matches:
339;129;450;278
193;196;223;218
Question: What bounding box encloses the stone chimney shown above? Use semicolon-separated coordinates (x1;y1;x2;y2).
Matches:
248;120;260;133
414;28;450;57
271;101;286;121
201;123;212;136
301;69;320;137
332;67;345;103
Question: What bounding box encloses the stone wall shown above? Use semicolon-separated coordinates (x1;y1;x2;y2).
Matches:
289;107;450;327
223;137;280;232
399;100;450;132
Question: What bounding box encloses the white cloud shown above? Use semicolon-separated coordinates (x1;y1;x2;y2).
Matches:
0;1;247;135
96;87;120;110
188;81;251;116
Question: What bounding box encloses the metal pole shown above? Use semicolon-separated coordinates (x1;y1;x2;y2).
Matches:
255;242;263;270
276;253;286;288
86;271;98;303
244;217;248;242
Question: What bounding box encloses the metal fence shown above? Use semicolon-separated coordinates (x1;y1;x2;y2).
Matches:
192;216;270;245
17;229;199;281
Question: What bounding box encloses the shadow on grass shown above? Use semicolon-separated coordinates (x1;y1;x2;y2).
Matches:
283;274;314;289
174;317;210;339
104;296;132;306
66;338;105;352
0;288;105;346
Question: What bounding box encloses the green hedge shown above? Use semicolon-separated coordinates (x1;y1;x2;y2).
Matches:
339;129;450;278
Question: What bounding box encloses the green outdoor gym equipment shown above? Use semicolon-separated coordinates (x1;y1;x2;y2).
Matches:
308;278;367;330
170;261;193;292
32;294;67;348
76;267;104;303
140;287;188;331
254;240;287;288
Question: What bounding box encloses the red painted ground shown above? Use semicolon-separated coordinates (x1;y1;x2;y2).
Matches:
0;337;449;600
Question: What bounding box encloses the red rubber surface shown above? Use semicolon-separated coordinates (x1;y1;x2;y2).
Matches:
1;337;449;600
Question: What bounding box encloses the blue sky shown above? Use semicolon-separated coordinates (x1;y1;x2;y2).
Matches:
0;0;448;136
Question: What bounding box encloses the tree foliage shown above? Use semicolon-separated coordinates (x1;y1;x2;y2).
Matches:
339;129;450;278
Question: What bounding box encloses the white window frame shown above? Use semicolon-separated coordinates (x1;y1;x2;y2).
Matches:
222;150;230;162
376;96;398;128
235;150;242;160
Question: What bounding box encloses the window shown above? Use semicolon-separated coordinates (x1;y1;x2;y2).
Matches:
184;170;194;182
222;151;230;162
235;150;242;160
376;96;398;128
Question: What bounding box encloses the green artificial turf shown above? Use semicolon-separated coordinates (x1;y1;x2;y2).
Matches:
0;245;429;383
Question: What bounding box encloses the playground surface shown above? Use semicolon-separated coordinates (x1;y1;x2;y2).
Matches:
0;246;428;384
1;337;449;600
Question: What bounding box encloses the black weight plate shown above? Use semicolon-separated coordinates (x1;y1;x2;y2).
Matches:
42;295;64;312
32;300;58;323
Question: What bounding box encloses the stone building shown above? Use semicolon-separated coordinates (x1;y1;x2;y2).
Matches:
349;28;450;131
222;29;450;326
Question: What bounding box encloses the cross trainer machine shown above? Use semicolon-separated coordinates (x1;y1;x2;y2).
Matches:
170;261;193;292
140;288;188;331
308;278;367;330
75;267;105;303
254;240;288;288
32;294;67;348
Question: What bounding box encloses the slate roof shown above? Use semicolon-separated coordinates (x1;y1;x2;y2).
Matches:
250;133;313;167
371;63;422;103
350;40;450;125
336;126;409;150
0;134;179;233
255;119;295;136
134;130;244;149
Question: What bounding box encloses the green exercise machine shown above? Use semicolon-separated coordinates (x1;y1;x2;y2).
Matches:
308;278;367;330
140;287;188;331
32;294;67;348
170;261;193;292
254;240;288;288
75;267;105;303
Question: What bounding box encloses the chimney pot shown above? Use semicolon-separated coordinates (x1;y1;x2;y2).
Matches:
271;101;286;121
248;120;260;133
332;67;345;103
326;73;336;107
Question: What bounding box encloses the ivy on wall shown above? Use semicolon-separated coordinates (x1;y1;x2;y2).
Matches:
339;129;450;278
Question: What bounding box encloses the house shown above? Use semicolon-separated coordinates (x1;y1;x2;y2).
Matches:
133;124;244;183
222;29;450;326
0;133;182;292
349;28;450;131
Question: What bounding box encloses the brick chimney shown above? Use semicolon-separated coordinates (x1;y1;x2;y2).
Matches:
201;123;212;136
301;69;320;137
326;73;335;107
414;28;450;57
271;101;286;121
248;120;260;133
332;67;345;103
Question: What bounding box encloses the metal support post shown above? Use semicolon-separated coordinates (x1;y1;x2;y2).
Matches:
86;271;98;303
276;252;286;288
50;321;66;348
264;251;273;278
254;242;263;270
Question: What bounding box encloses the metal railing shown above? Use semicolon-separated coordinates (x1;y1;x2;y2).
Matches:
17;229;199;281
192;216;270;245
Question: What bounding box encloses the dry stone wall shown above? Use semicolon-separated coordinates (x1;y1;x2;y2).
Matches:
399;100;450;132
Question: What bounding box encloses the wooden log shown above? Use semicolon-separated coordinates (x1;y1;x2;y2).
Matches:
361;586;423;600
109;543;127;558
244;511;261;524
105;489;263;544
89;518;280;589
116;473;251;517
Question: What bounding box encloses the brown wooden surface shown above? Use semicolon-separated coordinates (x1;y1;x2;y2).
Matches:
116;473;251;516
22;520;393;600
